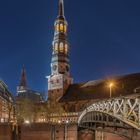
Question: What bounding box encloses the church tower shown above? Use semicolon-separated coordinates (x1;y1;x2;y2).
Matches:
47;0;73;101
17;66;28;96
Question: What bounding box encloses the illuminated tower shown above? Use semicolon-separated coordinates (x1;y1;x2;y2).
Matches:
47;0;73;101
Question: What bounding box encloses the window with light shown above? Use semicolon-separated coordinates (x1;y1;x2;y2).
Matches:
60;42;64;52
60;24;63;32
65;44;68;54
64;25;67;33
56;24;59;32
55;43;58;52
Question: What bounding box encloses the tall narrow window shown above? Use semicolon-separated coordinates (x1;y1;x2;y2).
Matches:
60;42;64;52
65;44;68;54
64;25;67;33
55;43;58;52
56;24;59;32
60;24;63;32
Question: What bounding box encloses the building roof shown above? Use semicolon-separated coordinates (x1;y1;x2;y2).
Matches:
16;89;44;102
58;0;64;18
0;80;14;102
59;73;140;102
19;66;27;87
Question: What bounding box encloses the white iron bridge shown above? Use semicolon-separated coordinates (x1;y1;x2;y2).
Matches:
78;94;140;139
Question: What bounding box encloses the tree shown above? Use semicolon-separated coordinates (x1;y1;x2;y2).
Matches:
16;98;66;123
16;99;35;123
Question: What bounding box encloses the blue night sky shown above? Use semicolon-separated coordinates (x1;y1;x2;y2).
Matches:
0;0;140;96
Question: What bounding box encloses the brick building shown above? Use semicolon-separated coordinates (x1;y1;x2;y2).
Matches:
45;0;140;140
15;0;140;140
47;0;140;120
0;80;14;123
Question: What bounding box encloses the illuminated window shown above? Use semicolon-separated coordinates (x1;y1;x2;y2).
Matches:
64;25;67;33
55;43;58;52
56;24;59;32
65;44;68;54
60;24;63;31
60;42;64;52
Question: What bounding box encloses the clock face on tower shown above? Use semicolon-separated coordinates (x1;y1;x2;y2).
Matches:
53;65;57;71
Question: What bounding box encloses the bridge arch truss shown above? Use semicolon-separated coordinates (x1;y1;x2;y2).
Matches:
78;94;140;139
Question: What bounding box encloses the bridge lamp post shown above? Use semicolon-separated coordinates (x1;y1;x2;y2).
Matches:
109;83;114;98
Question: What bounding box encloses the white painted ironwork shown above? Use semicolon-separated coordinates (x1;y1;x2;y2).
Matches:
78;94;140;131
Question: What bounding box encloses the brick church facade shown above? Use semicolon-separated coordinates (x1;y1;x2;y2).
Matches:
47;0;73;104
47;0;140;114
14;0;140;140
45;0;140;140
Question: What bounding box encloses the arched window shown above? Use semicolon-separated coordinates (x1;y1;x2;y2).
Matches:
55;43;58;52
60;42;64;52
60;24;63;32
56;24;59;32
56;79;59;83
64;25;67;33
65;44;68;54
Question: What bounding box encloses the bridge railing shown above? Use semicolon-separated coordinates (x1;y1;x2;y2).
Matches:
78;93;140;131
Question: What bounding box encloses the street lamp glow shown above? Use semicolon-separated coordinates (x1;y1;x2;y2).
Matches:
66;120;69;124
24;120;30;124
108;82;114;98
109;83;114;88
1;118;4;123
